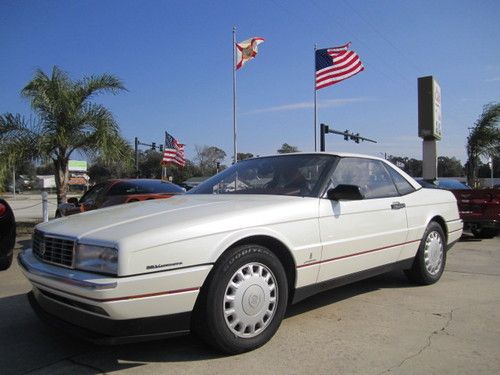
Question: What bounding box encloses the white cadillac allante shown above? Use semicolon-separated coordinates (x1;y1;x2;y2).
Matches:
19;153;462;353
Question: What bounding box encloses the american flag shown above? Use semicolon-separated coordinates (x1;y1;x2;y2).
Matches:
162;131;186;167
315;42;364;90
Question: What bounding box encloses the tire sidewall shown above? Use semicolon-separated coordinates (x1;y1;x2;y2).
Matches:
418;222;446;284
205;244;288;354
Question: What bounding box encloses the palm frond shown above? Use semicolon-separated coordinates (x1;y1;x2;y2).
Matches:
0;113;42;163
466;103;500;184
76;73;127;102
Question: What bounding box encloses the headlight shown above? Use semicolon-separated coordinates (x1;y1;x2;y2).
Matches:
75;244;118;275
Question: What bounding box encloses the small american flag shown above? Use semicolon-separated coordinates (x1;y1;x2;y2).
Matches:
162;131;186;167
315;42;364;90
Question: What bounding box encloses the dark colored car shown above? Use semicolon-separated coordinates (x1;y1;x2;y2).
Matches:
416;179;470;190
56;179;185;217
417;178;500;238
0;198;16;270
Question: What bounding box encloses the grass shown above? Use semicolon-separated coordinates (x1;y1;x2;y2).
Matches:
16;221;39;235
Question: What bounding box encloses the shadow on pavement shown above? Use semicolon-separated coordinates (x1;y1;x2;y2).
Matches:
287;270;413;318
459;233;482;242
0;270;419;374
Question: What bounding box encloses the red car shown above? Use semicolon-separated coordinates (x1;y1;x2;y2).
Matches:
418;179;499;239
56;179;185;217
0;198;16;270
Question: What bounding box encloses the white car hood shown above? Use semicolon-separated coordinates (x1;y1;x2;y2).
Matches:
36;194;318;250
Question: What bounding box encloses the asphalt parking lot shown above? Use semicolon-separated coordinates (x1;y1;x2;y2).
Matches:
1;233;499;375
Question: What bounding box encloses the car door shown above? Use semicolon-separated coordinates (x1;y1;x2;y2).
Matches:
317;157;409;283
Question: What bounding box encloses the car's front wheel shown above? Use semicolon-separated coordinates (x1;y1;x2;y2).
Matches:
193;244;288;354
405;221;446;285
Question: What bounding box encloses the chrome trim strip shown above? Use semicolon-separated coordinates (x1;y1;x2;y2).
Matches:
18;252;117;291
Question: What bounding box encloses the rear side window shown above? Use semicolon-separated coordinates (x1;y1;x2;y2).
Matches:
330;158;399;199
386;166;415;195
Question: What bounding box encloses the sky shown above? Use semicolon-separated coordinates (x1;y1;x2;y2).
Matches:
1;0;499;165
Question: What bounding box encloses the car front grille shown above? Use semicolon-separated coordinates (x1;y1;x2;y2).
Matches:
32;230;75;268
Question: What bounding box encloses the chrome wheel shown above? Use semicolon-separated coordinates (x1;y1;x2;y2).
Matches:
223;262;278;338
423;230;443;276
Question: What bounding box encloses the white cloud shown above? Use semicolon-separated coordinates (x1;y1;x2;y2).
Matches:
486;77;500;82
244;97;372;115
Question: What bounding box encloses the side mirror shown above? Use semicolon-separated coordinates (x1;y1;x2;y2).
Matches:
83;199;95;207
67;197;79;206
327;184;364;201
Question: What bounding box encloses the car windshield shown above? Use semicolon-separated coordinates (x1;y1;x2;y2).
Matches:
79;183;107;204
188;154;337;197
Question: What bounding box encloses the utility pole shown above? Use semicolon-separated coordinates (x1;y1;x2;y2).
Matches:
134;137;139;178
12;165;16;199
490;156;494;188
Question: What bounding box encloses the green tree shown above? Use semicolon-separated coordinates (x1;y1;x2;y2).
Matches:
138;149;163;178
195;145;226;175
466;103;500;186
0;114;39;191
165;160;202;184
237;152;254;161
387;155;422;177
0;66;127;203
277;143;300;154
36;162;55;176
88;143;134;183
437;156;464;177
477;152;500;179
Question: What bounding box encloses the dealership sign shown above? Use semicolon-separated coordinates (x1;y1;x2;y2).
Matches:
68;160;87;172
418;76;442;140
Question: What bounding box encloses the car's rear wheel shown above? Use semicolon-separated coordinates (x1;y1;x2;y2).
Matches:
471;227;497;239
193;244;288;354
405;221;446;285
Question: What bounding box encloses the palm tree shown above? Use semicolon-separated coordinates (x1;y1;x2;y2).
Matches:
0;66;128;203
0;114;40;191
466;103;500;186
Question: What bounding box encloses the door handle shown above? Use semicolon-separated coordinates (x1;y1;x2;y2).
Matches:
391;202;406;210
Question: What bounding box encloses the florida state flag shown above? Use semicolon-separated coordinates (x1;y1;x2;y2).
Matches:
235;37;265;70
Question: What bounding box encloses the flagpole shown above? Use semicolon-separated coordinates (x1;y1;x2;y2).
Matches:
313;43;318;152
232;27;238;164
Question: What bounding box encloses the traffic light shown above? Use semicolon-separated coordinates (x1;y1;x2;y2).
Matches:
151;142;156;150
159;144;163;152
344;130;349;141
